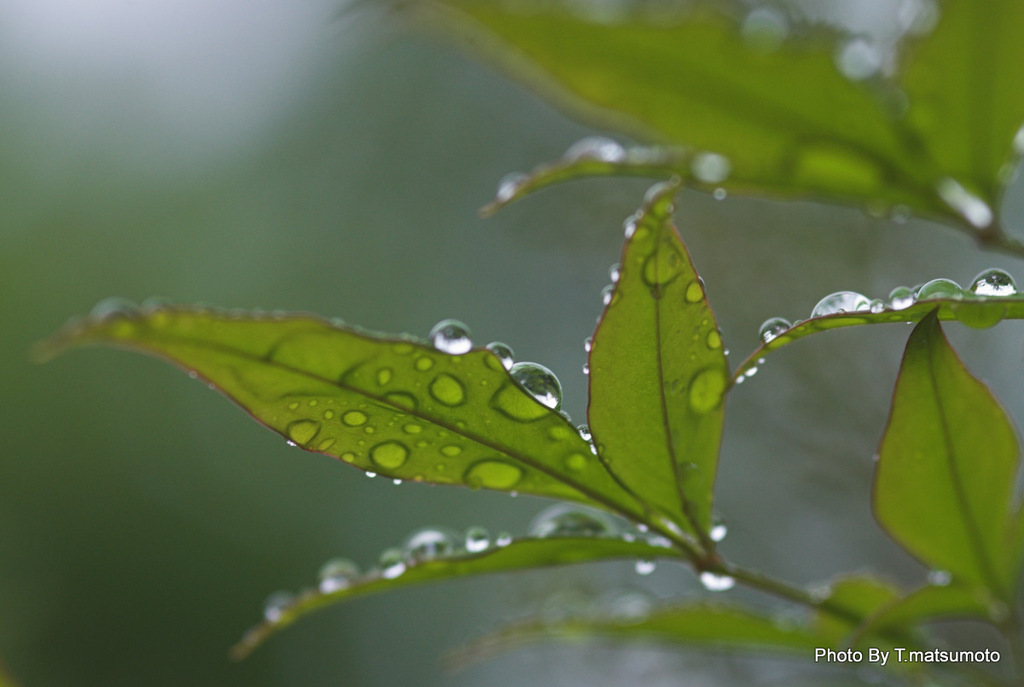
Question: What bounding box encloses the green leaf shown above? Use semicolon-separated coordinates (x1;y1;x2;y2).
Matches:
875;311;1020;600
422;0;1024;242
811;575;906;649
37;304;649;522
587;181;728;538
733;284;1024;382
231;535;681;659
0;661;19;687
449;601;825;668
858;582;1002;638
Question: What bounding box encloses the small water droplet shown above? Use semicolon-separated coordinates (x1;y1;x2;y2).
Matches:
741;6;789;52
691;152;731;184
970;268;1017;296
758;317;791;344
89;297;139;321
868;298;885;313
604;588;654;621
379;548;407;579
287;420;321;446
713;187;727;201
365;471;377;478
623;213;640;239
836;37;884;81
370;441;409;469
888;286;916;310
429;319;473;355
440;444;462;457
429;373;466;406
699;571;736;592
495;172;527;204
465;526;491;553
377;368;392;386
465;459;523;489
318;558;360;594
916;278;963;301
608;263;621;283
634;559;656;576
403;527;460;563
263;590;295;622
811;291;871;318
709;517;728;543
564;136;626;163
509;362;562;410
342;410;368;427
530;504;619;538
684;280;705;304
485;342;514;370
927;569;952;587
495;532;513;547
937;178;993;228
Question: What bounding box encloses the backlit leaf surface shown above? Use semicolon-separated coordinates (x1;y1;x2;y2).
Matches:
588;182;727;536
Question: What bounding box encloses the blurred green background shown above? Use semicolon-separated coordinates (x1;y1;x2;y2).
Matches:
2;1;1023;685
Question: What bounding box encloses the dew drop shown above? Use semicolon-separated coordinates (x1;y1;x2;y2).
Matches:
691;152;731;184
370;441;409;469
564;136;626;163
465;526;491;553
642;244;685;288
583;337;593;353
317;438;336;451
495;532;513;547
485;342;514;370
530;504;619;538
429;319;473;355
916;278;963;301
713;187;727;201
403;527;460;563
429;373;466;406
581;362;590;376
415;356;435;371
699;571;736;592
927;569;952;587
836;37;884;81
601;284;616;306
287;420;320;446
684;280;704;303
384;392;417;410
342;410;368;427
379;548;407;579
440;444;462;457
318;558;360;594
564;452;588;472
709;517;728;543
509;362;562;410
577;425;592;442
970;268;1017;296
623;213;639;239
263;590;295;622
868;298;885;314
604;588;655;621
758;317;791;344
495;172;527;204
89;296;139;321
608;263;621;283
688;367;727;414
811;291;871;318
365;471;377;478
741;6;789;52
634;559;657;576
464;459;523;489
888;286;916;310
706;330;722;349
376;368;393;386
937;178;993;228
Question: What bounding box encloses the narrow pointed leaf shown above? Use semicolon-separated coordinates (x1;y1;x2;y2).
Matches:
37;306;647;521
231;536;680;659
874;311;1020;599
733;286;1024;382
588;181;728;537
449;601;825;668
422;0;1024;239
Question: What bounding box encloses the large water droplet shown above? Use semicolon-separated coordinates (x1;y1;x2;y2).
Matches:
429;319;473;355
689;367;727;414
699;571;736;592
937;178;993;228
318;558;360;594
403;527;460;563
89;296;139;321
564;136;626;163
836;37;884;80
758;317;791;344
378;548;407;579
464;526;491;553
916;278;963;301
429;373;466;406
485;342;514;370
370;441;409;469
691;152;731;184
509;362;562;410
811;291;871;318
888;286;916;310
287;420;321;446
263;590;294;622
970;268;1017;296
530;504;619;538
464;459;523;489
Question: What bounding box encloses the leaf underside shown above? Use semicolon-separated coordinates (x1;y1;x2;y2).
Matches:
875;311;1021;600
421;0;1024;234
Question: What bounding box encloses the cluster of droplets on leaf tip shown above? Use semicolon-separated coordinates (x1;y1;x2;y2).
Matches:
429;319;473;355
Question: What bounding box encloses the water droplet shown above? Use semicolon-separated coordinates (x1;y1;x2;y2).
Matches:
342;410;368;427
888;286;916;310
415;356;435;372
485;342;514;370
564;136;625;163
530;504;619;538
688;367;727;414
608;263;621;283
758;317;791;344
709;517;728;543
495;532;513;547
685;280;704;304
699;571;736;592
89;297;139;321
317;438;336;451
741;6;789;53
927;569;952;587
495;172;527;204
604;588;654;621
867;298;885;313
263;590;294;622
429;319;473;355
916;278;963;301
370;441;409;469
465;526;491;553
836;37;884;80
634;559;656;576
385;392;417;410
691;152;731;184
440;444;462;457
403;527;460;563
509;362;562;410
429;373;466;406
379;548;407;579
811;291;871;318
376;368;392;386
287;420;320;446
706;330;722;349
464;459;523;489
564;452;588;472
318;558;360;594
642;244;685;289
713;187;727;201
622;213;640;239
600;284;616;306
970;268;1017;296
365;471;377;478
937;178;993;228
